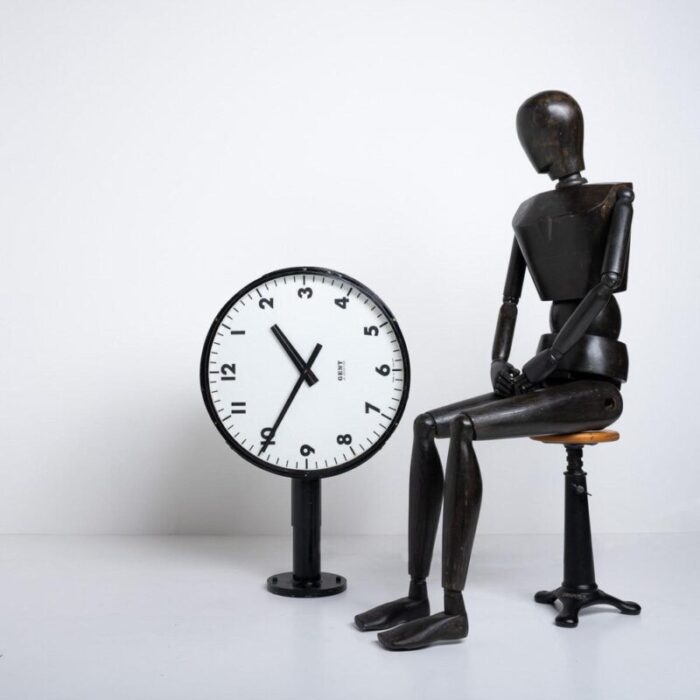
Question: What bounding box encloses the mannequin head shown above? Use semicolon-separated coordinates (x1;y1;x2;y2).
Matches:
516;90;585;180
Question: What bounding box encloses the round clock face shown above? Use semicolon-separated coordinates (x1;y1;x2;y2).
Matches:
200;267;410;478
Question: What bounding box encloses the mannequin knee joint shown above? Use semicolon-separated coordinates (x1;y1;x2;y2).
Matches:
450;414;475;440
414;412;436;439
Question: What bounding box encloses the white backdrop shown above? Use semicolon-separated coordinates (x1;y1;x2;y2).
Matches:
1;0;698;535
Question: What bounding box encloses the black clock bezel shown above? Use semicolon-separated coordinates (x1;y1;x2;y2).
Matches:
200;266;411;479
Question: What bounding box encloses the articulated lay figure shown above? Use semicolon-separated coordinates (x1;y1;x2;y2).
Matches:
354;91;635;650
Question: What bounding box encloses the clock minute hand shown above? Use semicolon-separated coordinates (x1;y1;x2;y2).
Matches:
259;343;322;455
271;324;319;386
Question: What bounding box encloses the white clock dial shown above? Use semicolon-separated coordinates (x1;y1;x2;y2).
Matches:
201;267;410;477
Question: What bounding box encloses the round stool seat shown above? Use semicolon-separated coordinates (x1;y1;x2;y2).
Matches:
531;430;619;446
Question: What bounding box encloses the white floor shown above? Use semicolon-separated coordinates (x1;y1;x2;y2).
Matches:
0;534;697;700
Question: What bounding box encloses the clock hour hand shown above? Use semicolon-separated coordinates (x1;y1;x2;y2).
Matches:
271;324;319;386
259;343;322;455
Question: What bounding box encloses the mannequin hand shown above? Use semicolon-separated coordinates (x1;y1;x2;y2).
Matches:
491;360;520;397
513;374;534;394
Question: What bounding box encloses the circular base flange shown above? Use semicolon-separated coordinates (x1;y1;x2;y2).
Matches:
267;571;347;598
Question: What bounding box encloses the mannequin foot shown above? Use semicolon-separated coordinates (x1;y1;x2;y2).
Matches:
376;590;468;651
377;612;468;650
354;596;430;632
354;580;429;632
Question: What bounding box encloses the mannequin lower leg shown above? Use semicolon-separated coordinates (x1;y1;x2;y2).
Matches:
354;413;443;631
443;415;482;617
378;415;480;650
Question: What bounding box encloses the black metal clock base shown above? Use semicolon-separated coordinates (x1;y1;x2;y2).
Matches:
267;478;347;598
267;571;347;598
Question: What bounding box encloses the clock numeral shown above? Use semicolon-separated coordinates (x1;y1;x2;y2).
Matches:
260;427;276;449
365;402;380;414
336;434;352;445
300;444;315;456
364;326;379;336
375;364;390;376
221;363;237;380
334;297;349;309
259;297;274;309
297;287;313;299
231;401;247;414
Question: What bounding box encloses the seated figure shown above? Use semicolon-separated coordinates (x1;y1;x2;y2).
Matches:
354;90;634;651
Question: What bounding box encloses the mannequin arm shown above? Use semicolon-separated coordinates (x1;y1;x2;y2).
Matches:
491;238;526;395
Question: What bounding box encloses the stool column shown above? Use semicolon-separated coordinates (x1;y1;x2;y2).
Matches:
562;445;596;590
534;431;641;627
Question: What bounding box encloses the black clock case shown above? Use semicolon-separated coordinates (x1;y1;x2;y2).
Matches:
200;266;411;597
200;266;411;479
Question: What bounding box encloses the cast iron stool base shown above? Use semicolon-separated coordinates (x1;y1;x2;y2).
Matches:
534;586;641;628
533;439;641;628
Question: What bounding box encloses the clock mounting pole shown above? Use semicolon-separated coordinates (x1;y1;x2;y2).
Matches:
267;477;347;597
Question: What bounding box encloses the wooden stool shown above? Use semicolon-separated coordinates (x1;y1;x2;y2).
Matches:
530;430;641;627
